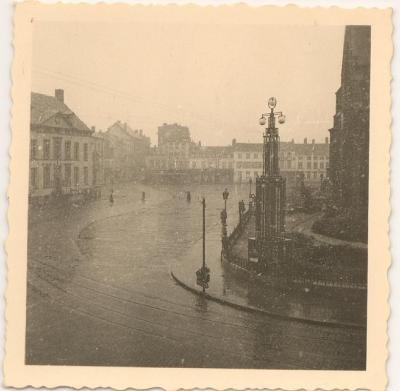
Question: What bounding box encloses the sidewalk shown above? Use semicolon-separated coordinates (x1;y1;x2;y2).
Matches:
170;218;367;328
288;212;368;250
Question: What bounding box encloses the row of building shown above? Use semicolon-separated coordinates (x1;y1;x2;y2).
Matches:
29;89;150;202
28;89;329;202
146;123;329;184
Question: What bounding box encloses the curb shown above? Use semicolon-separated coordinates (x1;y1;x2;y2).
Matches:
170;271;366;330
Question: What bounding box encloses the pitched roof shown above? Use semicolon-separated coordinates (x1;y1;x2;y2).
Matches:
30;92;91;133
107;121;149;142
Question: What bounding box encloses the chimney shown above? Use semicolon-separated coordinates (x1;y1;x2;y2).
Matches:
139;129;143;136
232;138;237;146
325;137;329;144
312;139;315;144
55;89;64;103
291;138;294;144
304;138;307;144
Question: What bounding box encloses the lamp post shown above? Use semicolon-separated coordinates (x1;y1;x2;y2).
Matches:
54;158;62;196
222;188;229;211
196;197;210;293
249;177;253;198
221;189;229;248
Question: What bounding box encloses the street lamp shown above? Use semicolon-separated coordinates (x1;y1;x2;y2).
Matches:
259;97;286;176
249;177;253;198
196;197;210;293
222;188;229;211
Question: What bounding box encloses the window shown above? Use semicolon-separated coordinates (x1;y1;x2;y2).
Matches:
228;162;233;169
307;162;311;169
65;141;71;160
83;143;88;161
307;156;311;160
246;153;250;159
287;160;292;169
192;161;197;169
74;166;79;186
254;171;258;178
254;153;258;159
74;142;79;161
298;162;303;169
238;153;242;159
30;167;38;189
313;171;318;179
222;162;226;169
64;164;71;187
314;162;318;169
53;137;62;160
320;162;324;169
43;164;51;188
201;161;206;168
43;139;50;160
30;139;37;160
245;171;250;178
84;167;88;185
306;172;311;179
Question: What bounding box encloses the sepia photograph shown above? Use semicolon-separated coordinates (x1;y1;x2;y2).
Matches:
4;3;393;390
26;20;369;370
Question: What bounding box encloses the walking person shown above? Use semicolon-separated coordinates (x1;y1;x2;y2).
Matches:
109;190;114;206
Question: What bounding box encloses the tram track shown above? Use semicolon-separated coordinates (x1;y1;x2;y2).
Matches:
28;256;366;362
26;186;366;369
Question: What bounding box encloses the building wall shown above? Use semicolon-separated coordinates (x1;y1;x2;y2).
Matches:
328;25;370;221
233;142;329;183
29;128;98;198
103;122;150;183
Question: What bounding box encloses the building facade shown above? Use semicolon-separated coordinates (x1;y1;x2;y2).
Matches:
29;89;102;201
146;124;234;183
233;138;329;185
328;25;370;225
102;121;150;183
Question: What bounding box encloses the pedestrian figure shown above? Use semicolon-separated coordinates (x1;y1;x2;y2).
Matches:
186;191;191;202
142;191;146;202
109;190;114;206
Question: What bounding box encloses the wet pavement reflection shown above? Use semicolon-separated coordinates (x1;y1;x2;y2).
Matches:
26;183;366;369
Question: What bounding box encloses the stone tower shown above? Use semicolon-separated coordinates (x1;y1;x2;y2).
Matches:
255;100;288;272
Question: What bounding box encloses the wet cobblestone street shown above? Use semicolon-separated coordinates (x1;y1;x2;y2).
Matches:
26;183;366;369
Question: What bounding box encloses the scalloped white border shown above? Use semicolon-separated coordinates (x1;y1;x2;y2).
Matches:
3;1;393;390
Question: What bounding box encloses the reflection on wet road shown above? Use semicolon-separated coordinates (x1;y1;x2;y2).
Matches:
26;184;366;369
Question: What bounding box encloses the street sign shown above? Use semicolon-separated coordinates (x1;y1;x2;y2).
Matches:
196;266;210;290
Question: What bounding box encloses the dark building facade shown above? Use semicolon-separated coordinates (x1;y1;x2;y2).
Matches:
328;26;371;229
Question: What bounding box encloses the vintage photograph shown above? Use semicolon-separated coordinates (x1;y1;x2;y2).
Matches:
26;21;369;369
5;3;392;390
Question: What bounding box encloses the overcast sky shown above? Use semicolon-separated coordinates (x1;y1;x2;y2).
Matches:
32;21;344;146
